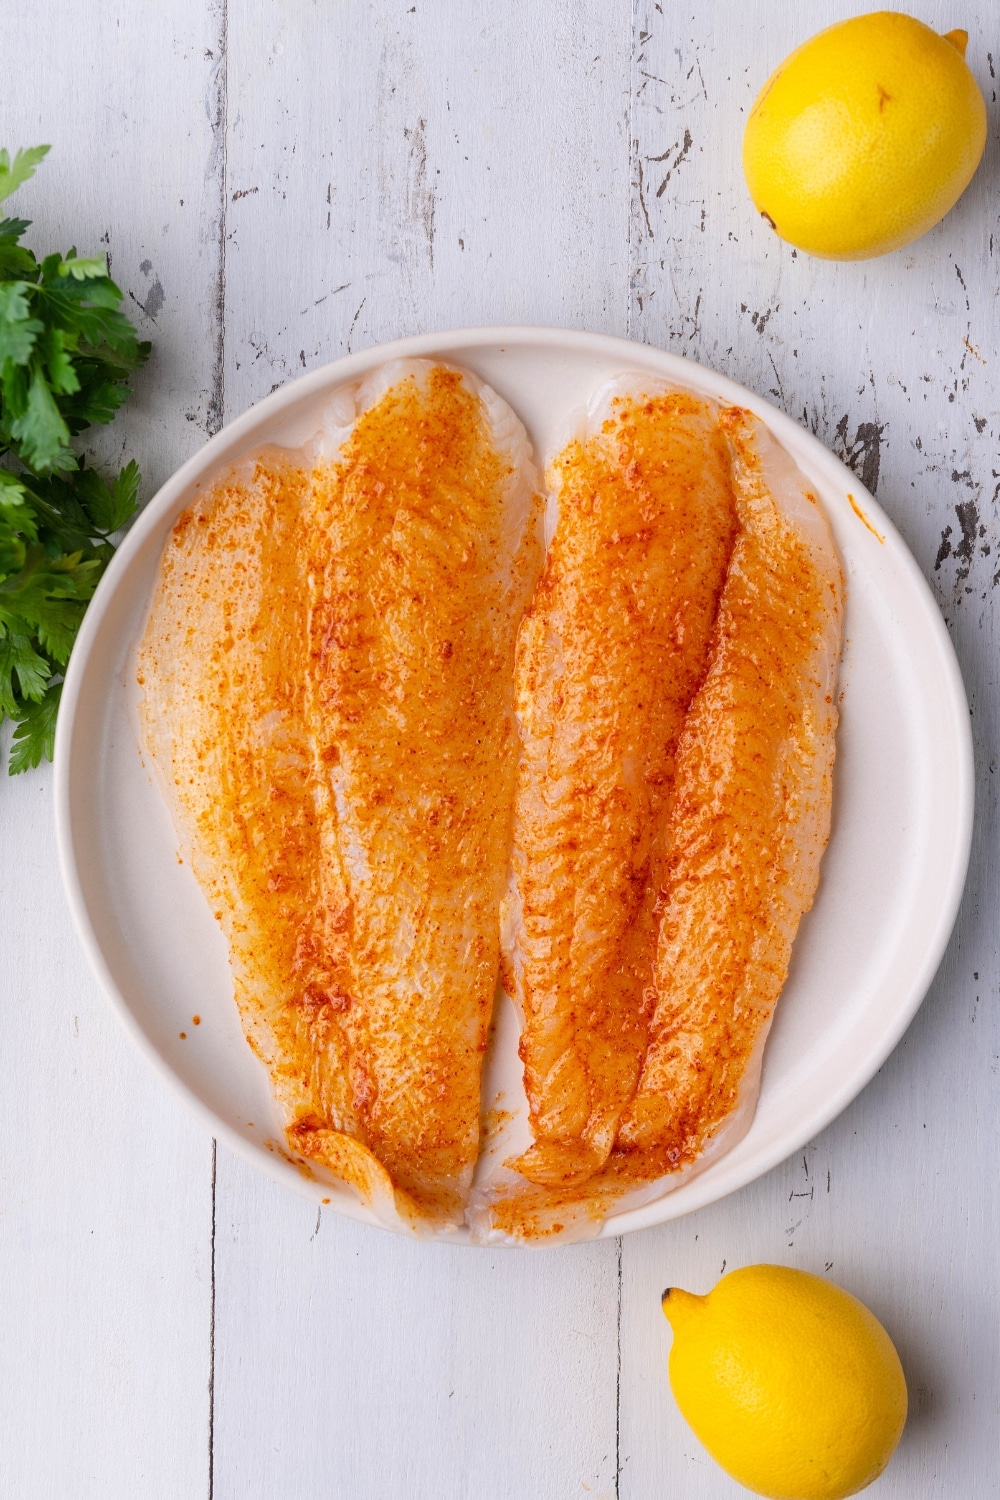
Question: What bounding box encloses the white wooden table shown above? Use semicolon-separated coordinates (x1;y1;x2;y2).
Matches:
3;4;998;1495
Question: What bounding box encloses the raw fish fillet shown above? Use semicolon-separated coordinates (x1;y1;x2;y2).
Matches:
476;401;843;1243
496;379;738;1189
137;360;543;1229
135;457;385;1193
615;406;843;1174
302;361;544;1221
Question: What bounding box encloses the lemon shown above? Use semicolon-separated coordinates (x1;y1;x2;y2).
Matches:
742;12;987;259
662;1264;908;1499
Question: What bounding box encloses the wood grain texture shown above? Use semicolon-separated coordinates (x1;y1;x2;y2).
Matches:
0;7;222;1493
622;3;1000;1494
213;1164;619;1500
214;6;629;1497
222;0;632;411
1;1;998;1496
0;5;229;1494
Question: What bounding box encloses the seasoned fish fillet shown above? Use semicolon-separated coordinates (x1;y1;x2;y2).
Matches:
135;454;386;1198
614;407;843;1176
137;359;543;1228
302;361;543;1221
497;379;738;1189
477;401;843;1243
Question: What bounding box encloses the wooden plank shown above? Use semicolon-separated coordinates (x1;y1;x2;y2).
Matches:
222;0;633;409
621;4;1000;1494
0;2;225;1494
213;1166;621;1499
211;2;632;1494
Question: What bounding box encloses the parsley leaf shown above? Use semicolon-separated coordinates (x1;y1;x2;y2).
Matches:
57;255;110;281
0;145;148;771
8;360;74;471
73;458;142;536
0;282;43;364
0;146;50;205
9;681;61;772
0;632;50;715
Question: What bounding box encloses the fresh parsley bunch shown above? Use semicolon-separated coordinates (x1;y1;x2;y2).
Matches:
0;145;149;772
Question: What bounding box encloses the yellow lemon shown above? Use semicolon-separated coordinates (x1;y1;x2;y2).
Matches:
662;1264;908;1499
742;12;987;259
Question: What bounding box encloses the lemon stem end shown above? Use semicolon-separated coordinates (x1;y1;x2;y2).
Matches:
943;29;969;58
661;1287;704;1326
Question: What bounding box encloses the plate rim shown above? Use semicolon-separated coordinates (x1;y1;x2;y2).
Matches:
53;324;976;1245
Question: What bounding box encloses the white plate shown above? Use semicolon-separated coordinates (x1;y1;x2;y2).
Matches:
54;327;974;1244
